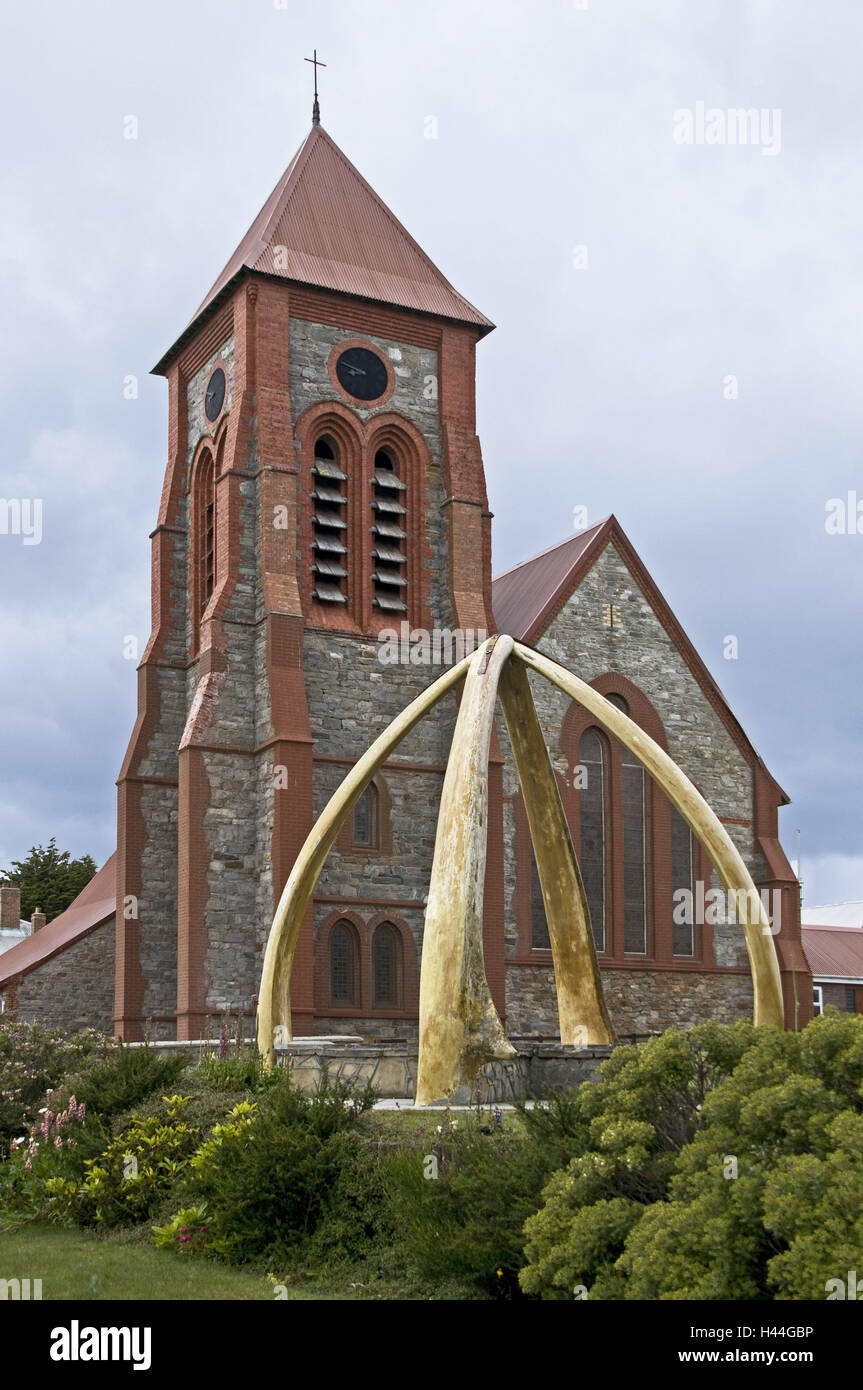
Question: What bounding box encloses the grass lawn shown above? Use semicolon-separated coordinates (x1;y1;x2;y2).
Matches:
0;1224;346;1301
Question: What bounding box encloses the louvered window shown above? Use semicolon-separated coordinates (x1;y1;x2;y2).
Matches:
312;437;348;604
371;448;407;613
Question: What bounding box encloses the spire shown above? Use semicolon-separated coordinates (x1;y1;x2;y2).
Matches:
154;124;494;372
305;49;326;127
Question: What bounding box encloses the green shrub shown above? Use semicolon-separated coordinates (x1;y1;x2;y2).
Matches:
305;1129;396;1267
45;1094;200;1228
520;1013;863;1301
385;1119;550;1297
68;1045;190;1124
167;1070;376;1263
191;1050;275;1093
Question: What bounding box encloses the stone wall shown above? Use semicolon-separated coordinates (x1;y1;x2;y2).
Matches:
13;924;115;1035
506;963;754;1036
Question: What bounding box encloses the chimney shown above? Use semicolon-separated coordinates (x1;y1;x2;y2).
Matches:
0;883;21;930
30;908;46;933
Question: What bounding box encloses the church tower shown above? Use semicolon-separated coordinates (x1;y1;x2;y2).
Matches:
115;119;500;1040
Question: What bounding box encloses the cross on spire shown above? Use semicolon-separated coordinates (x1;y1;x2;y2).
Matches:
304;49;327;126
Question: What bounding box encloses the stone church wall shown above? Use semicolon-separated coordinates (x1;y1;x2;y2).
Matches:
13;923;115;1036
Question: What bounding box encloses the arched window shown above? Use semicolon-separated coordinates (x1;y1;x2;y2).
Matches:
371;447;407;614
578;727;608;951
372;922;401;1007
329;922;358;1004
312;436;348;604
671;805;696;956
352;784;379;849
621;740;650;954
194;448;215;621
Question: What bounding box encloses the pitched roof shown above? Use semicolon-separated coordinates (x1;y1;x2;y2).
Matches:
492;516;789;804
156;124;493;371
0;853;116;986
803;925;863;982
492;518;610;642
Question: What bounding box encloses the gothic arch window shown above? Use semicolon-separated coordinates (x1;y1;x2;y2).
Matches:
371;446;408;615
352;783;379;849
621;739;651;955
192;446;216;632
553;675;714;967
372;922;402;1008
578;727;609;952
671;806;697;957
311;435;348;604
329;921;359;1005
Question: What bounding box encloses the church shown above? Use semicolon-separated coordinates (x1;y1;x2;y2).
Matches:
0;110;811;1041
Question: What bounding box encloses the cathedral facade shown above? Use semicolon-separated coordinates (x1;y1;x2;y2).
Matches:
1;121;811;1039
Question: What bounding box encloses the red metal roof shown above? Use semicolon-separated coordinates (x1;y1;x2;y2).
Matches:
492;519;610;640
157;124;493;370
803;925;863;981
0;853;116;985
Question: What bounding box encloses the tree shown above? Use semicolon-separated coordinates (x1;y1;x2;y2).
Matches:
1;838;97;922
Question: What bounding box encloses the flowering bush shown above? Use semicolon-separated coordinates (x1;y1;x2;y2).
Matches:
0;1021;117;1159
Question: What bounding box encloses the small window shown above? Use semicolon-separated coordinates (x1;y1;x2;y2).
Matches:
845;987;857;1013
329;923;357;1005
813;985;823;1017
352;784;379;849
373;922;401;1007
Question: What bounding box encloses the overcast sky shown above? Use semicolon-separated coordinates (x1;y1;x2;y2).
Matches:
0;0;860;908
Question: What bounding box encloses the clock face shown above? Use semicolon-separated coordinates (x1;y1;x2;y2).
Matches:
204;367;226;422
335;346;388;402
